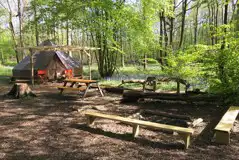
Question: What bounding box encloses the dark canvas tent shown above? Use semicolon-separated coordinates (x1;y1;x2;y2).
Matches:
13;40;81;80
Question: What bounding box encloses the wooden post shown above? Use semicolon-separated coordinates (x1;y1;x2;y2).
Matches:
132;124;140;137
183;134;190;149
87;116;96;125
215;131;230;144
153;80;157;92
29;49;34;85
177;81;180;95
84;50;91;80
89;54;91;80
180;133;191;149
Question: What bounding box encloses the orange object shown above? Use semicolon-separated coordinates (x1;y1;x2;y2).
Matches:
37;70;47;83
38;70;47;75
65;69;73;78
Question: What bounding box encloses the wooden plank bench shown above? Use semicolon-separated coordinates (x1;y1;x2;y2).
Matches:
57;86;86;94
214;106;239;144
85;111;194;149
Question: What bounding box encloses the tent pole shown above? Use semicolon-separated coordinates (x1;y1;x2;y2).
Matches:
83;50;91;80
29;49;34;85
88;54;91;80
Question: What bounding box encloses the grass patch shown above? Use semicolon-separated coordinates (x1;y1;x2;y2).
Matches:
82;65;205;92
3;61;17;67
100;80;121;87
0;65;12;76
156;82;177;91
83;64;163;79
117;65;162;76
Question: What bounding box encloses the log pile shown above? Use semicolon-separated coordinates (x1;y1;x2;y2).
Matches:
6;83;36;99
122;90;221;103
121;79;145;84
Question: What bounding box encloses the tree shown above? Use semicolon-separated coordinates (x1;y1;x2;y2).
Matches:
0;0;20;63
179;0;188;48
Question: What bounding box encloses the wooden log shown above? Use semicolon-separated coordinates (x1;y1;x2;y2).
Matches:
143;110;191;121
6;83;36;99
192;118;203;127
122;90;221;103
122;79;145;84
104;87;124;94
122;90;144;102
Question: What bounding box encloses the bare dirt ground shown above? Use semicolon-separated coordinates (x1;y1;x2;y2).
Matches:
0;82;238;160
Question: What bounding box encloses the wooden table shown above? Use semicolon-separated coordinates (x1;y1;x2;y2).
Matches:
59;78;104;98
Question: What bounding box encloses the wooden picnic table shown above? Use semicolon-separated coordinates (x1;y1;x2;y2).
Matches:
58;78;104;98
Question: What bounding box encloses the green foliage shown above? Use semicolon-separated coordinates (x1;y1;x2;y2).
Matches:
0;65;12;76
164;47;202;80
0;31;16;64
3;60;17;67
163;24;239;102
119;65;162;76
140;58;159;65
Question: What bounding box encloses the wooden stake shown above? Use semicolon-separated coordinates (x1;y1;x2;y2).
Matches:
132;124;140;137
89;55;91;80
83;50;91;80
180;133;191;149
87;116;96;125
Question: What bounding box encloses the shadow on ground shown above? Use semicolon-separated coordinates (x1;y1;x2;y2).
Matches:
71;123;185;150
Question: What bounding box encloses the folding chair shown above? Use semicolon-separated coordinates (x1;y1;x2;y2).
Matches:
37;70;47;83
65;69;73;79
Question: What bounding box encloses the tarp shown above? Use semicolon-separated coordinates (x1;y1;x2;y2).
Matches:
12;40;81;79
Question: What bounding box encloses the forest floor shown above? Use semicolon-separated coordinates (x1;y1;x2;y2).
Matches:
0;82;238;160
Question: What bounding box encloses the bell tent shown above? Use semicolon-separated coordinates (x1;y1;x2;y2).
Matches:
12;40;82;80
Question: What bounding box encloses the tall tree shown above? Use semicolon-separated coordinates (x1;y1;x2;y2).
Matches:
179;0;188;48
194;2;200;45
0;0;20;63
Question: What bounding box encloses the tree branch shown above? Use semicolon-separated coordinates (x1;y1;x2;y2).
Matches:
0;1;7;10
176;0;207;17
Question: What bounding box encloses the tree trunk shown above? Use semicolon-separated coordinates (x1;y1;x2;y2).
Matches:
215;1;219;44
0;49;4;64
169;0;175;47
235;2;239;31
18;0;24;59
120;31;125;67
159;12;163;65
163;12;168;60
6;0;19;63
218;0;229;85
194;4;199;45
179;0;187;48
7;83;36;99
221;0;229;50
33;1;39;46
143;53;147;70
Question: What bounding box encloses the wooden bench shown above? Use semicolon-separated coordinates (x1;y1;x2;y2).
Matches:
214;106;239;144
85;111;194;149
57;86;86;94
